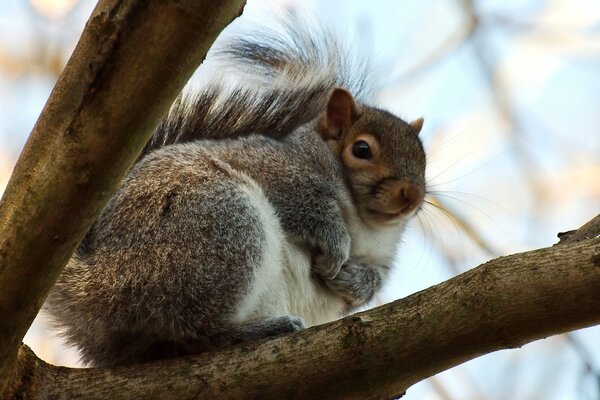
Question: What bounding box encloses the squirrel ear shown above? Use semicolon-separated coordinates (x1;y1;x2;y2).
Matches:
319;88;362;140
409;118;424;135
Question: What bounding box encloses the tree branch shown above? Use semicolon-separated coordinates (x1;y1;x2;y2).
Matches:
5;222;599;399
557;214;600;244
0;0;245;392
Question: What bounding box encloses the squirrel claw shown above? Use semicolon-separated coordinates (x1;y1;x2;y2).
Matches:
313;253;345;280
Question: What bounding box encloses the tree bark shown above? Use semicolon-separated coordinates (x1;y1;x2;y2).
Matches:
4;225;599;400
558;214;600;244
0;0;245;392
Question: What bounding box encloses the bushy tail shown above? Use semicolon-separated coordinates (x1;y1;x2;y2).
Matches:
141;18;372;156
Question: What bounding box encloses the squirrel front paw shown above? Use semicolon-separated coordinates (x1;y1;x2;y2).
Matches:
311;232;351;279
323;261;383;307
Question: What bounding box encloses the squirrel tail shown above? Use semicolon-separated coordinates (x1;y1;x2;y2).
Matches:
142;17;372;156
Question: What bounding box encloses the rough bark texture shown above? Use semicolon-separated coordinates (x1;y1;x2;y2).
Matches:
0;0;245;392
558;214;600;244
3;230;599;400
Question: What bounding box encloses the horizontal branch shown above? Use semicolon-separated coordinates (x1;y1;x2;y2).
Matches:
7;234;600;400
0;0;245;392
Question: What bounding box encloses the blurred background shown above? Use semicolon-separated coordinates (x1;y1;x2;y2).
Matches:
1;0;599;399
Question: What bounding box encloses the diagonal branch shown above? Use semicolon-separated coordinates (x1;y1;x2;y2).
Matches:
5;217;600;399
557;214;600;245
0;0;245;392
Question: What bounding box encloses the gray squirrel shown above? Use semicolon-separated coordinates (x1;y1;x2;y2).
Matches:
45;22;426;367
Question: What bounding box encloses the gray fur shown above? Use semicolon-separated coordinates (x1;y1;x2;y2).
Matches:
48;145;274;365
142;18;371;156
210;316;306;347
323;261;384;309
45;21;426;367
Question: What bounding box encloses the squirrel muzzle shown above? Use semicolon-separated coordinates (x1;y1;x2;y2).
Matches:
366;179;424;223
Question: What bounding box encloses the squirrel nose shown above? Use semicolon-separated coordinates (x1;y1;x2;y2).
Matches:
393;180;424;214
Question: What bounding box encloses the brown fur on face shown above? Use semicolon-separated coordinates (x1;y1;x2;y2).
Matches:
319;89;426;226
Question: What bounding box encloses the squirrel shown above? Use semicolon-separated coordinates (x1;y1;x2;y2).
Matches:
44;21;427;367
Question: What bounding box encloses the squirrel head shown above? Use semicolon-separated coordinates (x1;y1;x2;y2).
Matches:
318;88;426;226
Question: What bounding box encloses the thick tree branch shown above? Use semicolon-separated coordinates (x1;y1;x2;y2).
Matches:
4;228;599;399
0;0;245;392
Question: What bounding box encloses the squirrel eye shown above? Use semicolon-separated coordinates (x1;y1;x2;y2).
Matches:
352;140;372;160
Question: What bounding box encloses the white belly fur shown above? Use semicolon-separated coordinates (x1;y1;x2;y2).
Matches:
232;174;403;327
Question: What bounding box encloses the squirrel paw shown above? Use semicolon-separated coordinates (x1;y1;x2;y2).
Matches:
312;234;351;280
254;315;306;336
283;316;307;332
210;316;305;347
313;253;345;280
324;261;383;307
